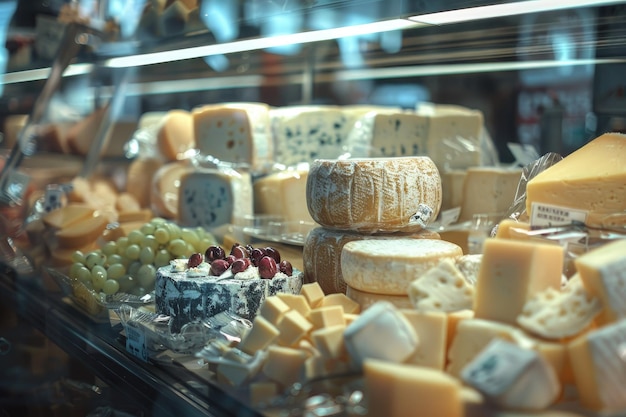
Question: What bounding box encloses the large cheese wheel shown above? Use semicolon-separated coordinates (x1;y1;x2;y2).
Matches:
346;285;413;311
306;157;442;233
341;238;462;296
303;227;441;295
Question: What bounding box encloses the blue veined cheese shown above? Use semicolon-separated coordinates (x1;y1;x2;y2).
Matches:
192;103;272;172
177;168;253;229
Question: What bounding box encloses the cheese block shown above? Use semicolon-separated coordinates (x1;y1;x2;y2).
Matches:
341;238;463;295
257;295;291;326
306;157;442;233
460;338;561;410
237;315;279;355
269;105;353;167
517;274;601;339
407;258;475;313
303;226;441;294
574;238;626;324
441;169;467;211
177;168;253;229
343;301;418;366
156;109;195;161
526;133;626;228
346;285;413;311
299;282;325;309
127;157;165;209
309;305;345;329
455;254;482;286
253;168;316;225
262;345;308;388
150;160;193;219
310;324;347;360
567;318;626;412
54;214;108;249
364;359;463;417
275;309;313;347
41;204;95;230
473;239;563;325
400;309;448;370
458;167;522;222
319;293;360;314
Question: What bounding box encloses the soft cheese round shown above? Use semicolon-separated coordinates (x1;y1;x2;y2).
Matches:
155;263;303;333
303;226;441;294
341;238;462;296
306;157;442;233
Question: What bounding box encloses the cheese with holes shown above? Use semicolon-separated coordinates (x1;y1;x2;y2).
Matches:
364;359;463;417
343;301;418;366
156;109;195;161
460;338;560;410
341;238;463;295
575;238;626;324
303;226;440;294
253;168;316;225
408;258;475;313
177;168;253;229
401;309;448;370
346;285;413;311
459;167;522;222
567;318;626;413
473;239;563;325
306;156;442;233
526;133;626;227
517;274;601;339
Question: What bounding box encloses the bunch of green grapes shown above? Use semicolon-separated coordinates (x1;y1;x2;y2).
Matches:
67;217;216;297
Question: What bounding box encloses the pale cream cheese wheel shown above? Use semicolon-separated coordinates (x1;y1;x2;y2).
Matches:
306;156;442;233
341;238;463;296
303;226;441;295
346;285;413;311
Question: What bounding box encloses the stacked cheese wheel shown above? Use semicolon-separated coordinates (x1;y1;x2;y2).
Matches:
303;156;463;308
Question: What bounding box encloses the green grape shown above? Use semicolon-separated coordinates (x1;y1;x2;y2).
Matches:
71;250;86;264
102;279;120;295
127;230;144;245
166;222;181;240
150;217;167;225
102;241;118;257
125;244;141;260
107;263;126;280
137;264;157;289
117;236;129;249
181;228;200;247
91;269;107;291
140;222;156;236
154;249;171;268
85;251;107;269
168;238;188;257
154;227;170;244
128;261;142;277
141;235;159;252
76;266;92;283
117;275;135;293
139;246;155;265
69;262;84;279
107;253;124;266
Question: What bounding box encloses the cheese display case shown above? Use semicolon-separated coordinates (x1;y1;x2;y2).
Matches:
1;1;626;416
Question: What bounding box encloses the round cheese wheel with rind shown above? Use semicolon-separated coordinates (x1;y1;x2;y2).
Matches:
341;238;462;296
346;285;413;311
303;227;441;295
306;157;442;233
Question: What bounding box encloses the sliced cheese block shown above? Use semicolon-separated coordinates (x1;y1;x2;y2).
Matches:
309;305;345;329
574;238;626;324
364;359;463;417
400;309;448;370
303;226;441;294
126;157;165;209
299;282;325;309
150;160;193;219
460;338;561;410
458;167;522;222
177;168;253;229
526;133;626;227
275;309;313;347
307;157;442;233
517;274;602;339
262;345;308;388
473;238;563;325
408;258;475;313
441;169;467;211
41;204;95;229
55;214;108;249
156;109;195;161
341;238;463;296
343;301;418;366
567;318;626;412
237;315;279;355
253;168;316;225
346;285;413;311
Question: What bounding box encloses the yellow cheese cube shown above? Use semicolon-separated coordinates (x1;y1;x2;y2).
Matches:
249;381;278;407
310;324;346;360
300;282;325;308
276;310;313;347
262;345;308;388
258;296;291;325
276;293;311;318
237;316;279;355
309;305;345;329
321;293;360;314
401;310;447;370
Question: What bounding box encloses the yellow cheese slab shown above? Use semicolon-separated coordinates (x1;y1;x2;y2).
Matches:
42;204;95;229
55;214;108;249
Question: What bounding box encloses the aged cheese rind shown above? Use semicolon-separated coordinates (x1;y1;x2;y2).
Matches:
346;285;413;311
341;238;462;295
306;157;442;233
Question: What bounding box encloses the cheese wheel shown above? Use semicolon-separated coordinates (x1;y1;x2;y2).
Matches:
341;238;462;295
306;157;442;233
346;285;413;311
303;226;441;294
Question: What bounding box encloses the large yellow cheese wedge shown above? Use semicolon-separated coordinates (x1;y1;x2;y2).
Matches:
55;214;108;249
526;133;626;227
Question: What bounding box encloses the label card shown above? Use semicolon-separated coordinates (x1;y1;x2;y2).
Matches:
530;202;587;228
125;321;148;363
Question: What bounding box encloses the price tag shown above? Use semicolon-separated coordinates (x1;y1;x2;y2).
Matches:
125;322;148;363
530;202;587;228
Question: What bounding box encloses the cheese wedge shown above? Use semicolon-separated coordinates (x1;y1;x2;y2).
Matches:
156;109;195;161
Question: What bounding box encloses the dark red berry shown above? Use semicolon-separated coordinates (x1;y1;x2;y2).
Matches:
225;255;237;266
264;247;281;263
250;248;266;266
205;245;225;263
230;244;248;259
258;256;278;279
210;259;229;276
231;258;251;274
187;253;203;268
278;260;293;276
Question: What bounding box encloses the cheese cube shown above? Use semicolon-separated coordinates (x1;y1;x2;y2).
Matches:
275;293;311;318
258;296;291;325
364;359;463;417
401;310;448;370
299;282;325;308
320;293;360;314
309;305;345;329
575;238;626;324
262;345;308;387
446;309;474;351
276;309;313;347
458;167;522;222
310;324;347;360
460;338;561;410
567;318;626;412
215;349;265;387
473;239;563;325
237;316;279;355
